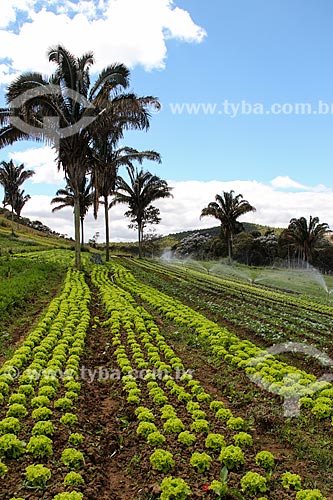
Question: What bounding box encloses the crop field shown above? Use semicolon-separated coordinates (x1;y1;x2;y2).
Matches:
0;251;333;500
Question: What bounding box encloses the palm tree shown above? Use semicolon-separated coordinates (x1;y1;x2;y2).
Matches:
111;165;173;258
282;216;329;265
0;45;160;268
0;160;35;235
201;190;256;260
13;189;31;218
51;178;93;246
91;140;161;261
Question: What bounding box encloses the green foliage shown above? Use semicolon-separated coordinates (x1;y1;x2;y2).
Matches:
63;471;85;486
54;397;74;410
61;448;84;469
240;471;267;495
219;445;245;470
18;384;34;396
150;449;174;472
233;432;253;448
226;416;245;431
161;405;177;419
190;419;209;433
189;452;212;473
27;435;53;458
135;408;155;422
60;413;78;426
205;433;226;450
177;431;196;447
32;407;52;421
25;464;51;488
296;490;327;500
255;451;275;471
38;385;57;399
0;417;20;434
52;493;83;500
137;421;157;437
209;480;228;497
311;402;331;419
8;393;26;405
216;408;232;421
6;403;28;418
163;417;185;434
281;471;302;490
68;433;84;446
0;433;25;458
31;421;55;437
147;431;166;446
160;476;191;500
0;460;8;478
31;396;50;408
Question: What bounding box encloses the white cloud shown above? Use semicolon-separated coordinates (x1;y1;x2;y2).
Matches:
270;176;308;190
0;0;206;82
21;178;333;243
11;147;65;184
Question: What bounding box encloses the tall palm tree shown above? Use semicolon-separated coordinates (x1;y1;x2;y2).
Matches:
13;189;31;218
51;178;93;246
201;190;256;260
0;159;35;235
283;216;329;265
0;45;160;268
92;139;161;261
111;165;173;258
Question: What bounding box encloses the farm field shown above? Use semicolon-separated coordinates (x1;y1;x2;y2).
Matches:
0;250;333;500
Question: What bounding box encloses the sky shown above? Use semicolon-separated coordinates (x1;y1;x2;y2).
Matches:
0;0;332;242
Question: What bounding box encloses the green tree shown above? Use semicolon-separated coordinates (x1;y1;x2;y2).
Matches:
13;189;31;218
282;216;329;265
200;190;256;260
51;178;93;246
111;165;173;258
0;45;159;268
92;143;161;261
0;159;35;235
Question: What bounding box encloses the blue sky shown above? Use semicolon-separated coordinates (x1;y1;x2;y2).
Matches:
0;0;332;240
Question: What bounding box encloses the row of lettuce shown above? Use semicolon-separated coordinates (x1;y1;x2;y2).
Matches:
92;265;327;499
114;261;333;424
0;268;90;500
126;258;333;350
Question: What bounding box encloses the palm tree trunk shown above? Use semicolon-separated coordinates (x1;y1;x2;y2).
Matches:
80;217;84;247
138;223;142;258
11;205;14;237
73;193;81;269
104;195;110;262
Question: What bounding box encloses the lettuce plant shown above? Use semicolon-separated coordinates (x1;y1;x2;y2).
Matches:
135;408;155;422
160;476;191;500
60;413;78;426
31;421;55;437
163;418;185;434
0;417;20;435
216;408;232;421
32;407;52;421
255;451;275;471
190;419;209;433
64;471;85;486
189;452;212;473
8;394;27;405
177;431;196;447
6;403;28;418
209;480;228;497
68;433;84;446
61;448;84;469
0;434;25;458
296;490;327;500
147;431;166;446
25;464;51;488
0;460;8;478
150;449;174;472
137;421;157;437
281;471;302;490
219;445;245;470
240;471;267;495
27;436;53;458
226;417;245;431
53;493;83;500
31;396;50;408
233;432;253;448
54;397;74;410
205;433;226;450
161;405;177;420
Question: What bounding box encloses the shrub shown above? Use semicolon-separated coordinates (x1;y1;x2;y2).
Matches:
27;436;53;458
255;451;275;471
150;449;174;473
178;431;196;447
25;464;51;488
61;448;84;469
219;445;245;470
205;433;226;450
240;471;267;495
160;476;191;500
189;452;212;473
0;434;25;458
64;471;85;486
